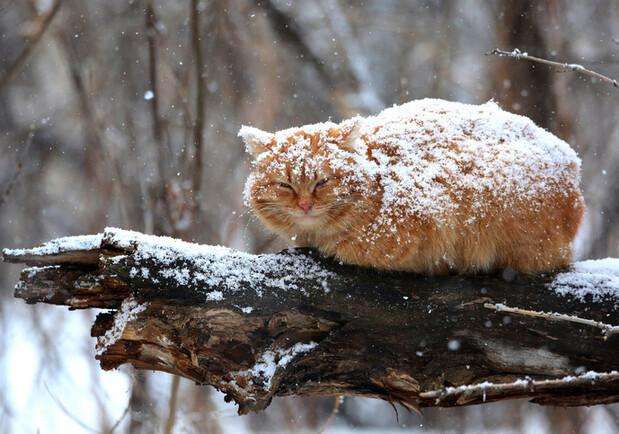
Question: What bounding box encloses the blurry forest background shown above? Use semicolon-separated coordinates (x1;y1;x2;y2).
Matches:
1;0;618;433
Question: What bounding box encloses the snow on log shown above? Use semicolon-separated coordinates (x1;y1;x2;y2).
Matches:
3;228;619;414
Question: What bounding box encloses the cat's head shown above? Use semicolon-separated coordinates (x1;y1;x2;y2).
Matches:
240;118;368;239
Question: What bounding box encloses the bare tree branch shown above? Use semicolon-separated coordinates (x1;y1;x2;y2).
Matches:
486;48;619;88
255;0;356;91
485;303;619;337
105;403;130;434
0;0;62;91
190;0;206;199
0;127;33;208
318;396;342;433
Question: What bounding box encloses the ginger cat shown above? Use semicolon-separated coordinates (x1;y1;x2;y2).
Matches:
240;99;585;274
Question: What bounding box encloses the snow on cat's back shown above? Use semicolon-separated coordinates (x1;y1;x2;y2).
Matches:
240;99;585;275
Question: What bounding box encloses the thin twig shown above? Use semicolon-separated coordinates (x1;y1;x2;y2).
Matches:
57;31;132;227
0;0;62;91
484;303;619;338
105;403;130;434
190;0;206;199
44;383;99;433
318;396;342;434
486;48;619;88
419;371;619;402
0;127;34;208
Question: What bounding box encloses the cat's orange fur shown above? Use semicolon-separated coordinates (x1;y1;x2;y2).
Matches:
240;99;585;274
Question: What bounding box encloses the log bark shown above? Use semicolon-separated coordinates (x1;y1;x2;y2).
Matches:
3;228;619;415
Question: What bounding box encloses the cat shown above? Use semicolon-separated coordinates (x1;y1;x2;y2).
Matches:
240;99;585;275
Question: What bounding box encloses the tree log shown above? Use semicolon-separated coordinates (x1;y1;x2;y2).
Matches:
3;228;619;415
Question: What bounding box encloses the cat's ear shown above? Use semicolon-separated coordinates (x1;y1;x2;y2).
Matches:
238;126;275;156
334;117;362;152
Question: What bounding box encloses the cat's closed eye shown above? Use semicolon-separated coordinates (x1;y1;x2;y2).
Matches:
315;178;329;190
278;182;293;190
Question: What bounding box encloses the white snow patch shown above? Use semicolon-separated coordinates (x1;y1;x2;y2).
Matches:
232;341;317;391
22;265;60;278
359;99;579;227
238;125;275;152
512;378;532;387
556;370;618;383
6;228;336;301
206;291;224;301
96;297;148;355
443;380;494;399
3;233;103;257
549;258;619;302
102;228;337;301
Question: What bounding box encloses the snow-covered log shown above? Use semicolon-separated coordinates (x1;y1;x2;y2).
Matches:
3;228;619;415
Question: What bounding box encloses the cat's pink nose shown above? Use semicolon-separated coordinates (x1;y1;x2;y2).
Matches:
298;200;313;214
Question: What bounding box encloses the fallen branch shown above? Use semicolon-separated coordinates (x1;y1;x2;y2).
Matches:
486;48;619;89
3;228;619;414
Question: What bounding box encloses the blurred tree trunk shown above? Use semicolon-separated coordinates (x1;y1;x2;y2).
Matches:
128;372;156;434
545;0;576;142
492;0;553;129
